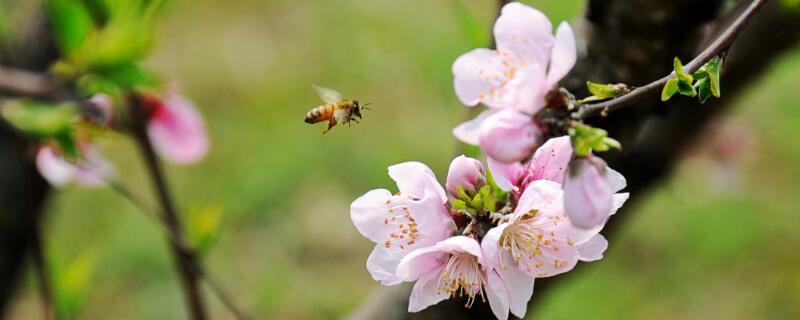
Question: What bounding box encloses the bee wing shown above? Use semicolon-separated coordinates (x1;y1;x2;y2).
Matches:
313;85;342;104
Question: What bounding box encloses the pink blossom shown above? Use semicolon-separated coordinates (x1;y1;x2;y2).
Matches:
350;162;454;285
452;2;576;114
451;3;575;163
563;156;629;229
35;144;114;187
446;155;485;197
489;136;573;192
145;95;209;164
396;236;513;320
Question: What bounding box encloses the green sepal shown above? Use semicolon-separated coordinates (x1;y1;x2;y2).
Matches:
457;185;471;202
569;122;621;156
451;199;468;210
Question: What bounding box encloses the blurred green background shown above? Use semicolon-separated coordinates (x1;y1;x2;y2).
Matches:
5;0;800;319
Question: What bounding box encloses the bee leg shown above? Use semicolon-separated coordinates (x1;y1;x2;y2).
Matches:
352;118;360;124
323;119;337;134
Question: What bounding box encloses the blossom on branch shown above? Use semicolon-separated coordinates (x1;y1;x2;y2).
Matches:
452;2;576;163
36;143;114;187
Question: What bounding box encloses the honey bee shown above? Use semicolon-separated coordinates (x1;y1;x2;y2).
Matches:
304;85;370;134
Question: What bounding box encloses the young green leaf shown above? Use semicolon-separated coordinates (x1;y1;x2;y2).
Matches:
703;56;723;97
188;204;224;256
45;0;95;55
1;100;76;137
661;78;679;101
51;252;96;319
451;199;468;210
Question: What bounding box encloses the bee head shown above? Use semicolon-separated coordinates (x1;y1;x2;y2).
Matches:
353;100;363;119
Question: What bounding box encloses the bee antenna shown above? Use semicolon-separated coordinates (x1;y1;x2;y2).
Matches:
361;102;373;110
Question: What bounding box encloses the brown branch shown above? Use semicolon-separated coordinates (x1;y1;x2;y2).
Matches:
128;100;209;320
572;0;768;119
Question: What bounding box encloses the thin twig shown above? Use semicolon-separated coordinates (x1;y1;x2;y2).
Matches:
108;178;251;319
30;215;54;320
573;0;768;119
128;97;209;320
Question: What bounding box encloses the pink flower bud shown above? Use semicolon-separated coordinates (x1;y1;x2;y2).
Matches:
146;95;210;164
478;109;541;163
87;94;114;126
563;156;613;229
446;155;485;197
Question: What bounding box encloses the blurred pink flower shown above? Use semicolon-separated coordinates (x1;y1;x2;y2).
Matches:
36;144;113;187
350;162;455;285
452;2;576;114
563;156;629;229
145;95;209;164
489;136;573;192
446;155;485;197
396;236;513;320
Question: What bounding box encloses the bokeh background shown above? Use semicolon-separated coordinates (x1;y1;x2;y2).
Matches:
4;0;800;319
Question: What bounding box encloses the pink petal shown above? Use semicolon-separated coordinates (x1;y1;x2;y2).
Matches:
480;223;511;269
396;236;482;281
494;2;553;67
36;147;75;187
529;136;573;183
478;109;540;163
407;266;449;312
505;64;547;115
452;48;505;108
388;162;447;203
366;245;405;285
498;250;535;318
351;189;397;244
545;22;577;89
485;270;511;320
445;155;485;197
487;157;523;191
513;180;562;220
606;167;627;192
147;96;209;164
576;234;608;262
453;109;499;146
610;193;629;216
563;158;613;229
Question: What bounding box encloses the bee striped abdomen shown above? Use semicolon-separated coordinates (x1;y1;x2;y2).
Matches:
304;103;336;124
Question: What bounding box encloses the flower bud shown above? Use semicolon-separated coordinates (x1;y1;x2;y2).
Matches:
446;155;485;198
478;109;541;163
146;95;210;164
564;156;613;229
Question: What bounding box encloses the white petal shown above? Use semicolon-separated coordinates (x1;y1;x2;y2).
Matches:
545;22;577;89
452;109;499;146
388;162;446;203
610;193;629;216
487;157;523;191
408;267;449;312
366;245;404;285
576;234;608;262
498;250;535;318
485;270;511;320
606;167;627;192
494;2;553;67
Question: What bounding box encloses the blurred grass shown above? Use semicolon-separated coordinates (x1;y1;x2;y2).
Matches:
5;0;800;319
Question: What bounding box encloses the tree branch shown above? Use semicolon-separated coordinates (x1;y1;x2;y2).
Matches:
572;0;768;119
128;99;209;320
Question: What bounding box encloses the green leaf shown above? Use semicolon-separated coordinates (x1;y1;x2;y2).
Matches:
704;56;723;97
661;78;679;101
45;0;95;55
188;204;224;256
569;122;621;156
677;78;697;97
1;100;77;137
51;252;95;319
94;62;160;90
452;0;490;47
587;81;620;98
673;57;693;83
469;193;482;210
457;185;470;201
694;77;712;103
75;74;123;98
451;199;467;210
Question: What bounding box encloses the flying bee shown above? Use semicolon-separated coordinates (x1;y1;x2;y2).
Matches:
305;85;371;134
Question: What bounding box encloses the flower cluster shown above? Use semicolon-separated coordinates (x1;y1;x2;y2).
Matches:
351;138;627;319
36;93;209;187
351;3;630;319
